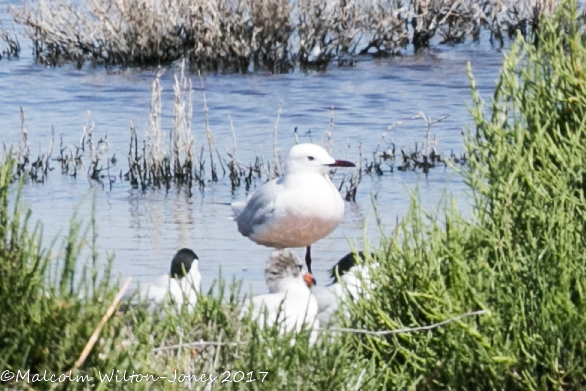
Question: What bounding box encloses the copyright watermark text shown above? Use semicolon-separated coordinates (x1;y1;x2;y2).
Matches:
1;369;268;384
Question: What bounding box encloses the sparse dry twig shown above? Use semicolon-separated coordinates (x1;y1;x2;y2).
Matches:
0;18;20;59
321;309;490;336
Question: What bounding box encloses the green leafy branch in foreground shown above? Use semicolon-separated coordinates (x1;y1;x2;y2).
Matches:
342;1;586;389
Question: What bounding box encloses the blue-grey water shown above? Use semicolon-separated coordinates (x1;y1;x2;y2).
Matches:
0;7;505;293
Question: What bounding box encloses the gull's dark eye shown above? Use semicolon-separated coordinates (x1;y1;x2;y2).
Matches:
307;156;314;161
297;265;303;271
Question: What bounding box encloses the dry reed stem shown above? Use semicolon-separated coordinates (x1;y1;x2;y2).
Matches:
68;277;132;373
172;59;195;182
124;67;199;189
198;77;226;180
227;116;247;189
19;107;29;160
326;107;334;153
271;103;283;178
344;140;362;201
146;70;165;186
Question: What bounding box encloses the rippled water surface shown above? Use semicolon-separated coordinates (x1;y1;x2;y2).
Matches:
0;14;506;292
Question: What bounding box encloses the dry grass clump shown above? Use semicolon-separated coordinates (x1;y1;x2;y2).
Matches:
479;0;562;45
124;69;282;192
57;112;115;187
295;0;343;68
2;108;53;183
10;0;567;70
250;0;295;73
125;63;197;191
357;112;459;179
408;0;562;49
2;106;120;188
358;0;408;56
0;19;19;59
11;0;292;70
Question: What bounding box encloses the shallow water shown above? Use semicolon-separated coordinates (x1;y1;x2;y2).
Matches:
0;11;505;293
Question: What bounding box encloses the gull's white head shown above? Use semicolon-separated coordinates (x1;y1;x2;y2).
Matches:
265;250;312;293
285;143;355;175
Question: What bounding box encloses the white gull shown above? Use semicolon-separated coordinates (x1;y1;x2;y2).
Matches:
312;251;377;324
240;250;319;341
231;143;355;274
128;248;201;312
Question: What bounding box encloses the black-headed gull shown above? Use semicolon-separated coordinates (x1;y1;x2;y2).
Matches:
130;248;201;312
241;250;319;339
312;251;376;324
232;143;355;274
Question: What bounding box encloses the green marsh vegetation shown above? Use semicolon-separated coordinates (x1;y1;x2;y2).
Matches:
4;1;586;389
351;1;586;388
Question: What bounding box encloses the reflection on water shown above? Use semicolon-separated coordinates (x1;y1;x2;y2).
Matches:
0;22;505;292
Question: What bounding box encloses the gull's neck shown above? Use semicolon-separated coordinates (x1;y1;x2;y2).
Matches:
178;266;201;292
283;170;333;186
338;265;375;298
278;275;309;293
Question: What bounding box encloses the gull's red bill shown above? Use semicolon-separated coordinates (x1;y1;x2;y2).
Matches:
327;160;356;168
303;273;316;287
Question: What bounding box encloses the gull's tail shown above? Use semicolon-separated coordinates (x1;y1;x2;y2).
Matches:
230;200;247;219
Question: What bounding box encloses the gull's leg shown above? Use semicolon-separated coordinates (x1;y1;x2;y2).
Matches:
305;245;312;274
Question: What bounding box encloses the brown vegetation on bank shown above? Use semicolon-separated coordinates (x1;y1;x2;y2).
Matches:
10;0;562;70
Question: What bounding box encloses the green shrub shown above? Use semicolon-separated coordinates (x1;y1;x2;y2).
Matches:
347;1;586;389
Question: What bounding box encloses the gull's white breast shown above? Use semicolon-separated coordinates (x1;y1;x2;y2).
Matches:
241;172;345;248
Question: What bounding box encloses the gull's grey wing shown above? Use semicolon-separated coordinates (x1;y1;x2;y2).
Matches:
312;284;341;324
312;285;337;314
234;178;282;237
